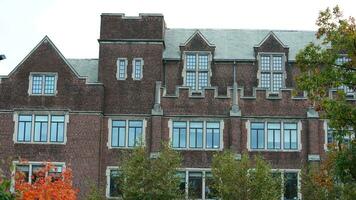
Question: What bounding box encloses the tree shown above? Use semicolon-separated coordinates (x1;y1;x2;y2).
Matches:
15;162;78;200
119;143;182;200
295;5;356;148
211;151;281;200
0;172;15;200
295;5;356;184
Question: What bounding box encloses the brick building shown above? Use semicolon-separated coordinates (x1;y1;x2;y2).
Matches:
1;13;354;199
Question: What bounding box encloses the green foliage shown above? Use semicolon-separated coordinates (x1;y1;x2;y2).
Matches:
119;143;182;200
211;152;281;200
296;5;356;185
85;182;105;200
0;172;15;200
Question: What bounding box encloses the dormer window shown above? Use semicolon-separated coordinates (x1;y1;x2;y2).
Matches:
29;73;57;96
184;53;210;91
259;54;285;92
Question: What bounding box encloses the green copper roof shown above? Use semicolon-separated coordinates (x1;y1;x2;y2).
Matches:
68;59;98;83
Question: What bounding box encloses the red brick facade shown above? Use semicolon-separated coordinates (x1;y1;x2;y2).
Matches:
0;13;331;199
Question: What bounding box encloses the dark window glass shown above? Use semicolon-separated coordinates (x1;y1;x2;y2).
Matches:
118;59;126;79
205;172;218;199
284;172;298;200
32;75;43;94
16;165;30;182
188;172;202;199
110;169;122;197
44;75;55;94
134;60;142;79
32;165;45;183
177;171;186;195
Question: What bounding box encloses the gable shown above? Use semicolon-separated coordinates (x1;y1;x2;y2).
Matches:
179;30;215;52
254;32;289;57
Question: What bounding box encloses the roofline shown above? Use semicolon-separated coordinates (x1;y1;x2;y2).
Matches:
254;31;288;48
179;30;216;47
0;36;101;85
101;13;163;18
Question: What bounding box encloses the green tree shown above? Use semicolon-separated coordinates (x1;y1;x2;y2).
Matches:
211;152;281;200
119;143;182;200
295;5;355;149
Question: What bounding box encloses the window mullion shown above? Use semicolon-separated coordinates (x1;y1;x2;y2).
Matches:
195;54;199;91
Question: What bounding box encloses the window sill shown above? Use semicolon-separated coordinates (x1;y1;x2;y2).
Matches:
172;148;223;151
248;149;301;152
14;142;66;145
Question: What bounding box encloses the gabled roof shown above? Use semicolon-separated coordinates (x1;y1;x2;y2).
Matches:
0;36;100;84
255;31;288;48
180;30;215;47
164;29;320;61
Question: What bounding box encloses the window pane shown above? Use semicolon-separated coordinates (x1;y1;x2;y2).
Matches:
173;129;180;148
213;130;220;149
198;72;208;90
272;56;282;71
112;128;119;147
128;121;142;147
44;75;55;94
206;123;220;149
110;169;122;197
284;123;298;150
261;55;270;70
32;75;43;94
118;59;126;79
268;123;281;129
251;123;264;149
16;165;30;183
177;171;186;195
34;115;48;142
188;172;202;199
180;129;186;148
50;116;65;143
267;123;281;149
186;54;196;70
186;72;196;90
173;122;187;148
272;73;283;92
205;172;218;199
206;129;213;149
198;54;208;70
189;122;203;148
207;122;219;129
284;172;298;200
134;60;142;79
261;73;271;89
291;130;297;149
18;115;32;142
258;130;265;149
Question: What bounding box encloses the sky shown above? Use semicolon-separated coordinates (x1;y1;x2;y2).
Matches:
1;0;356;75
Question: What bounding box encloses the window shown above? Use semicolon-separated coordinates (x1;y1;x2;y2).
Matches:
106;167;122;198
324;121;354;150
109;119;145;148
184;53;210;90
14;162;64;184
170;120;223;150
29;73;57;95
335;56;355;97
116;58;127;80
259;54;284;92
273;170;300;200
132;58;143;80
15;113;67;144
249;121;300;151
178;170;217;200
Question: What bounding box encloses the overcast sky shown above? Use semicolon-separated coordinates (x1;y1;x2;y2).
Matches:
1;0;356;75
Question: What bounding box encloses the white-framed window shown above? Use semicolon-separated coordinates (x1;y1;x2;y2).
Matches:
258;54;285;92
335;56;355;97
177;169;217;200
12;161;65;187
247;120;301;151
108;118;146;149
183;52;211;91
132;58;144;80
28;73;58;96
13;112;68;144
272;169;301;200
116;58;127;80
106;167;122;199
323;121;354;150
169;119;224;150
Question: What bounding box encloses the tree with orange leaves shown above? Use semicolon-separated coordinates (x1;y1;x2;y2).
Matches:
15;162;78;200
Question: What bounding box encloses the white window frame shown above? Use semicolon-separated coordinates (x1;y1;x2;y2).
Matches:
177;168;215;200
257;53;286;93
116;58;128;80
182;51;212;92
131;58;144;80
106;166;121;199
246;120;302;152
107;117;147;149
168;119;224;151
323;120;354;151
28;72;58;96
334;55;355;98
13;111;69;144
11;161;65;191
